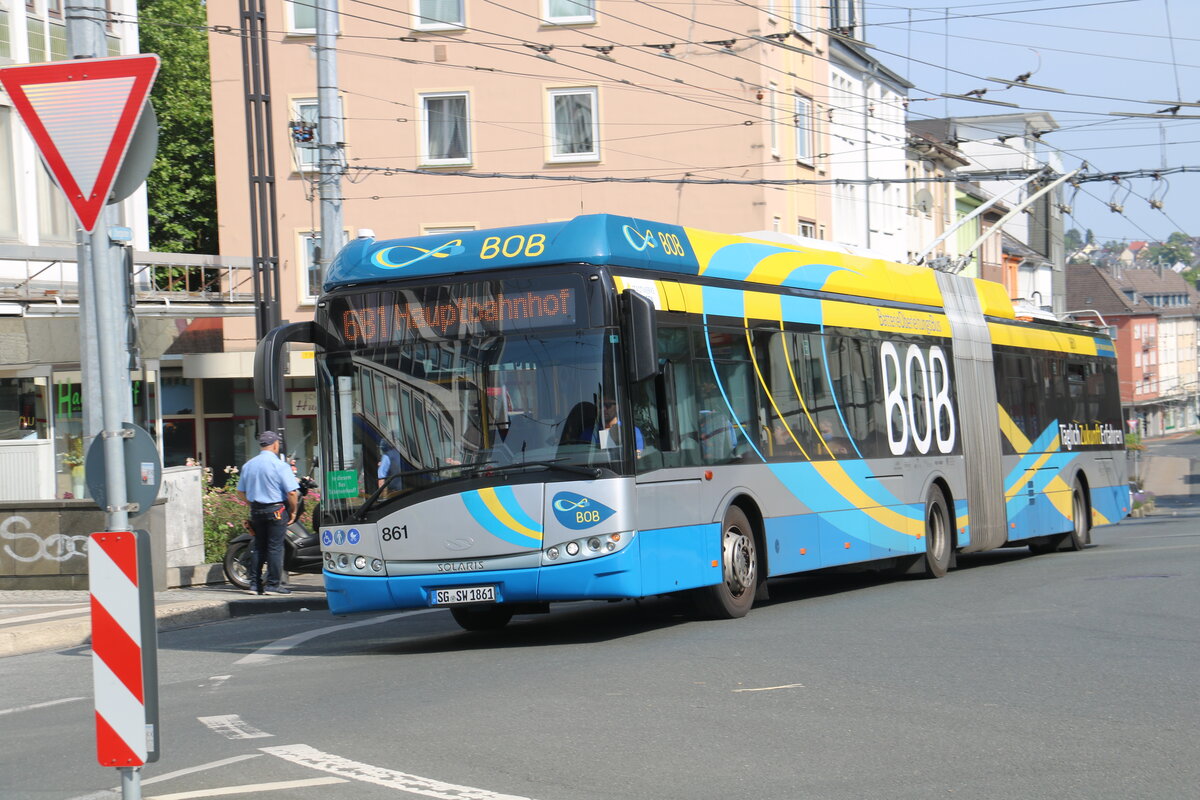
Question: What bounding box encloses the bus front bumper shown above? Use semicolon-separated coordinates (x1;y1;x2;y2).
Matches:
323;539;645;616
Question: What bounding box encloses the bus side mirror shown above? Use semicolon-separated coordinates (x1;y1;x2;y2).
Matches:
620;289;659;383
254;321;317;411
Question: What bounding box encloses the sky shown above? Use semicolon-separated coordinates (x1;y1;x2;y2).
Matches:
862;0;1199;246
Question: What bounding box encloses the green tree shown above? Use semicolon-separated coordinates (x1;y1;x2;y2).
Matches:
1064;227;1083;253
1147;231;1194;270
139;0;217;254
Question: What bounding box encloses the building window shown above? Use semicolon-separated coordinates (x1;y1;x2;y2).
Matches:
37;161;74;243
421;92;470;165
768;84;779;157
548;87;598;162
0;9;12;60
422;225;475;235
544;0;595;25
0;108;17;238
790;1;808;32
414;0;464;30
797;220;816;238
793;94;812;163
291;98;319;171
829;0;858;34
299;231;321;302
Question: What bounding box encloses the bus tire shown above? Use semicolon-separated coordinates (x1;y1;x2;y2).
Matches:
450;605;513;632
920;485;952;579
695;505;758;619
1065;479;1091;551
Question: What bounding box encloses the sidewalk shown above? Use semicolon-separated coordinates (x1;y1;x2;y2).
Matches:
0;572;327;658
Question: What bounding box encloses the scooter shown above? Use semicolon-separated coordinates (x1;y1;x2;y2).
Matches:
223;480;323;590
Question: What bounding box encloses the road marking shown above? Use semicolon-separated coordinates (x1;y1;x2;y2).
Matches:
206;675;232;691
234;609;439;665
145;777;347;799
263;743;535;800
0;606;89;625
0;696;85;716
64;755;264;800
198;714;273;740
733;683;805;693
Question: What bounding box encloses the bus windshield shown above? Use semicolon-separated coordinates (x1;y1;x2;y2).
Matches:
315;327;624;523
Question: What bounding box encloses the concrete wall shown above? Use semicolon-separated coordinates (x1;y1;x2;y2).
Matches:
0;499;167;590
0;465;209;590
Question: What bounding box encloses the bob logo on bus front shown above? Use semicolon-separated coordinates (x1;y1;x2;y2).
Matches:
552;492;615;530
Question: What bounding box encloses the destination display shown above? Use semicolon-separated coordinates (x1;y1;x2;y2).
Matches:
332;278;582;346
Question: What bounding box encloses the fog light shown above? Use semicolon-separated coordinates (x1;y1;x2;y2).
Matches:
606;541;616;552
371;559;383;572
354;555;367;570
337;554;349;568
587;537;601;551
546;547;560;560
565;541;580;556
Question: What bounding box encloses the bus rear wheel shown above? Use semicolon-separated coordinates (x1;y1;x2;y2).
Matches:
450;605;513;632
1065;481;1091;550
921;485;952;579
695;506;758;619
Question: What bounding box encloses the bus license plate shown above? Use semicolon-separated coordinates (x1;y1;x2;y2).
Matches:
433;585;496;605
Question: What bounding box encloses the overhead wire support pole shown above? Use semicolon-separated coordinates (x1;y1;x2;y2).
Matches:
317;0;345;289
240;0;283;436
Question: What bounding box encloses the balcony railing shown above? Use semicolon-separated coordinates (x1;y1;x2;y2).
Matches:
0;244;256;315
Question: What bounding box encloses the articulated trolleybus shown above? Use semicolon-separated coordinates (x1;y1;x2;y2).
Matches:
255;214;1128;630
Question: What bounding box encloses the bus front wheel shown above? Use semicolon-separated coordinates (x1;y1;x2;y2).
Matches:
695;506;758;619
450;604;513;632
921;485;952;579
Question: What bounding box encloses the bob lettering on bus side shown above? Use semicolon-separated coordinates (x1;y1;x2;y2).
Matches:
880;341;957;456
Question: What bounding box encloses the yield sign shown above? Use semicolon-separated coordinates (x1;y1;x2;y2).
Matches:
0;54;159;232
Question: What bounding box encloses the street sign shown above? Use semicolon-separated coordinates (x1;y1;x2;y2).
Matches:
0;54;159;232
89;529;159;766
85;423;163;515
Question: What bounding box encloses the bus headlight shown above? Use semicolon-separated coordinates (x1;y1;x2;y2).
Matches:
542;531;634;565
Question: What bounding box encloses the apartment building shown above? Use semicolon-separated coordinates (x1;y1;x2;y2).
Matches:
1067;261;1200;436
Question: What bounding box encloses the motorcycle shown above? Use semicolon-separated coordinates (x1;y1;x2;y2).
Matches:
223;478;323;590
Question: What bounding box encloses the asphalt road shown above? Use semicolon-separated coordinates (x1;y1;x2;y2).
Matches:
2;505;1197;800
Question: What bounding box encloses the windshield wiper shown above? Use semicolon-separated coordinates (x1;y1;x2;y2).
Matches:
354;462;484;521
483;458;601;479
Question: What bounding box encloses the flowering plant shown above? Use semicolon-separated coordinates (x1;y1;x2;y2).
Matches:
201;464;320;562
61;437;85;468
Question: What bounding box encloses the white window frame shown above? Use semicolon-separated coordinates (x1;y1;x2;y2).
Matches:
544;0;595;25
421;224;476;235
768;84;779;158
413;0;465;31
790;0;808;32
548;87;599;163
0;106;18;238
797;220;816;238
291;97;320;172
793;93;812;164
285;1;315;35
420;91;471;166
298;230;322;304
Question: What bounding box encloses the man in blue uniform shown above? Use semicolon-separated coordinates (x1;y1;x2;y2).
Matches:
236;431;300;595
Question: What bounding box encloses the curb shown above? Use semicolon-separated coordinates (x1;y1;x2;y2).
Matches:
0;594;329;659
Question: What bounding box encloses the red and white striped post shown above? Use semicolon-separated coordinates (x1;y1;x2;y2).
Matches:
89;530;159;774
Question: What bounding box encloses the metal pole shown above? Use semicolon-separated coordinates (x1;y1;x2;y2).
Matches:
240;0;283;435
67;0;108;487
316;0;345;289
